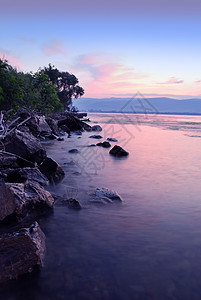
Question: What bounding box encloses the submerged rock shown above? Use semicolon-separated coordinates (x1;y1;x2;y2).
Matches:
89;135;103;139
91;125;102;132
0;222;45;283
3;130;47;164
109;145;129;157
63;198;82;209
39;157;65;184
91;187;123;204
0;181;54;222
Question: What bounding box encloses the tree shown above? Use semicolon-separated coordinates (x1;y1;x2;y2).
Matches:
42;64;84;110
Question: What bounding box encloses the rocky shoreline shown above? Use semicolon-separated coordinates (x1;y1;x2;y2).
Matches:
0;110;128;284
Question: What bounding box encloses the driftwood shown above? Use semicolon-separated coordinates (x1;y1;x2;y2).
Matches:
0;111;31;141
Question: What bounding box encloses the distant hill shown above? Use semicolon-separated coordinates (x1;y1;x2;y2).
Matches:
75;97;201;115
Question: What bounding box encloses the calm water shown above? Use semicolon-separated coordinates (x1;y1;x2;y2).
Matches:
1;113;201;300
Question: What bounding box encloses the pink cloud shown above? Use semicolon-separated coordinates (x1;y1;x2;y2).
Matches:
0;53;23;68
195;80;201;84
158;77;184;85
42;40;67;56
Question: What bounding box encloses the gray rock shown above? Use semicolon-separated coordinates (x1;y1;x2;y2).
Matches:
0;222;45;283
64;198;82;209
25;115;52;137
89;135;103;139
3;130;47;164
39;157;65;184
45;117;59;135
0;181;54;222
109;145;129;157
91;125;102;132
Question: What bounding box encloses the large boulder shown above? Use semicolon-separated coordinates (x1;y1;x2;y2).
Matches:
3;130;47;164
109;145;129;157
90;187;123;204
39;157;65;184
58;115;91;132
0;222;45;283
0;181;54;222
5;167;48;186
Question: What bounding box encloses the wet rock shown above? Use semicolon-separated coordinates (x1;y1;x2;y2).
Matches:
96;141;111;148
39;157;65;184
0;221;45;283
109;145;129;157
88;144;96;147
107;138;118;142
57;137;64;141
0;181;54;222
45;117;59;135
91;125;102;132
5;167;48;186
89;135;103;139
68;149;79;153
3;130;47;164
91;187;123;204
64;198;82;209
74;130;82;136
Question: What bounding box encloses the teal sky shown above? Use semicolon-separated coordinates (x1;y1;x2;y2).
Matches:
1;0;201;99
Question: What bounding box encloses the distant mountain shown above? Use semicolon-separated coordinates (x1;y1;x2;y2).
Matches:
75;97;201;115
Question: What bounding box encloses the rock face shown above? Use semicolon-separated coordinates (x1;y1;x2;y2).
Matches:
89;135;103;139
5;167;48;186
39;157;65;184
109;145;129;157
91;187;123;204
0;222;45;283
3;130;47;164
96;141;111;148
91;125;102;132
0;181;54;222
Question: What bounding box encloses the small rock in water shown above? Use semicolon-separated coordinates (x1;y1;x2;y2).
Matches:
88;144;96;147
107;138;118;142
96;141;111;148
91;125;102;132
89;135;103;139
68;149;79;153
109;145;129;157
91;187;123;204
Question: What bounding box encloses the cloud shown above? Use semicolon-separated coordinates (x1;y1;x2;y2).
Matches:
0;52;23;68
42;40;67;56
70;53;149;97
195;80;201;84
158;77;184;85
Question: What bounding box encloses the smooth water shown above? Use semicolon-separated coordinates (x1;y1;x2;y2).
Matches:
1;113;201;300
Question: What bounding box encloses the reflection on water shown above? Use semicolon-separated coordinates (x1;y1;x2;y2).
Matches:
1;113;201;300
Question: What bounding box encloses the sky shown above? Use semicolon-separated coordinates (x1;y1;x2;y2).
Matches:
1;0;201;99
